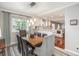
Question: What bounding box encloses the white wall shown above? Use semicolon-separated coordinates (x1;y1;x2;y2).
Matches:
65;4;79;53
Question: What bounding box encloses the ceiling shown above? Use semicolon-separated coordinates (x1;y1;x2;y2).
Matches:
0;2;78;23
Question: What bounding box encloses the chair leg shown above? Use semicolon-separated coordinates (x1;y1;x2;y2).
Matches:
22;49;25;56
31;48;37;56
31;47;35;54
21;47;24;56
2;48;5;56
18;45;21;53
3;48;5;56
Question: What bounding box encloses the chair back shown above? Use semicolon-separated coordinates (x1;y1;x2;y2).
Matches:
30;34;34;38
19;30;26;37
16;35;25;56
16;35;22;53
21;38;35;55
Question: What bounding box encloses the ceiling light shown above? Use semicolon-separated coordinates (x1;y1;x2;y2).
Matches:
27;20;29;23
34;18;36;22
30;20;33;23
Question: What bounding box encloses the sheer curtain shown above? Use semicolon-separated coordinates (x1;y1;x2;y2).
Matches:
2;11;11;55
0;28;1;37
0;11;2;39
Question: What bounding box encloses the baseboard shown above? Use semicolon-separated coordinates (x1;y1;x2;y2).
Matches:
55;47;70;56
65;49;79;56
55;47;79;56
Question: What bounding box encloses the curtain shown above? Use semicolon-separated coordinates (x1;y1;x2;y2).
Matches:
2;11;11;56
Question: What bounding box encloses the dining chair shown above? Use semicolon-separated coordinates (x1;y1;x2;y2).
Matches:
21;37;37;56
30;34;34;38
16;34;25;56
16;35;21;53
34;34;55;56
19;30;26;37
37;33;41;37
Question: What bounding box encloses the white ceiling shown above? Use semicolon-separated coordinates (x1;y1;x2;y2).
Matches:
45;9;65;23
0;2;78;23
0;2;77;16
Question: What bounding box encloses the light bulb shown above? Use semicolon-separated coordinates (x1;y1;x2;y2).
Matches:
32;21;34;25
30;20;33;23
57;24;60;30
34;18;36;22
27;20;29;23
29;24;31;26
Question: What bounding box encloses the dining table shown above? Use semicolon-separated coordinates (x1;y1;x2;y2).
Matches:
28;35;43;47
22;32;55;56
22;35;43;47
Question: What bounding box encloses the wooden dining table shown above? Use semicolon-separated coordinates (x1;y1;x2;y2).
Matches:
26;35;43;47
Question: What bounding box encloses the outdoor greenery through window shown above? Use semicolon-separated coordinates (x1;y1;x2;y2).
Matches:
12;16;27;32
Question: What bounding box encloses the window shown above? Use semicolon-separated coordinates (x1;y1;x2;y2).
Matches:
11;16;27;32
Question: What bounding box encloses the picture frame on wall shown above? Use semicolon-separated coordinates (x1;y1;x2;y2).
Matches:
70;19;78;25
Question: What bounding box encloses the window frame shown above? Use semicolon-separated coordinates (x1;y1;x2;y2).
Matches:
10;14;31;32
